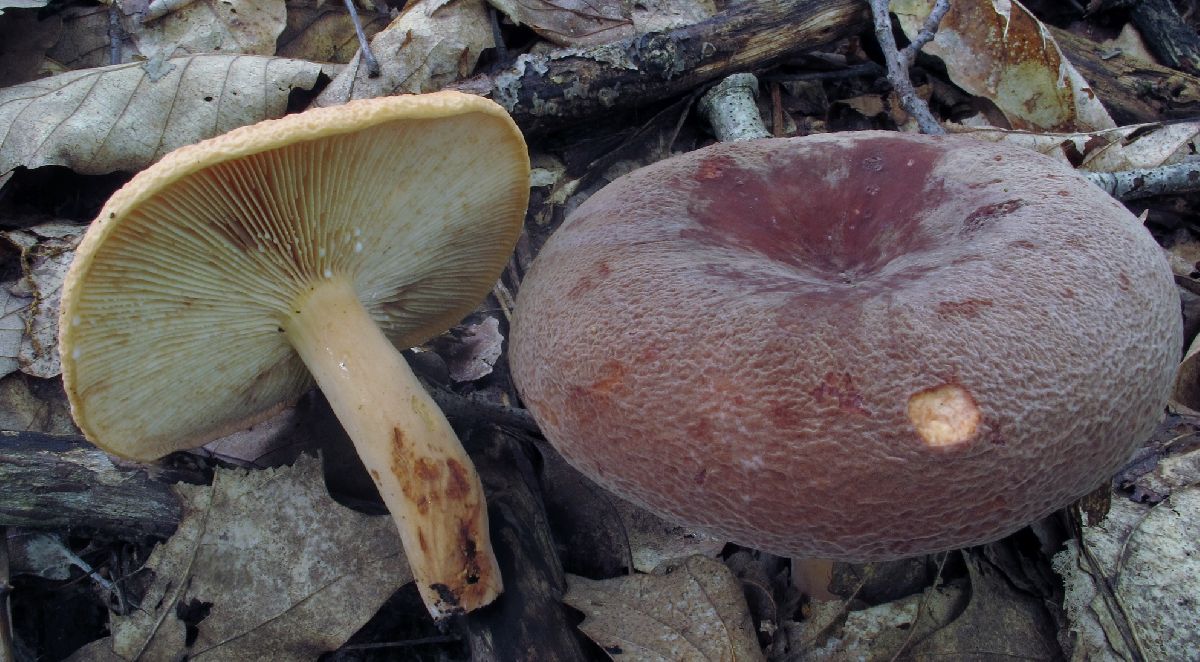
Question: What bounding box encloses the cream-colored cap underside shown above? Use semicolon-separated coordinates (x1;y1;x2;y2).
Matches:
59;95;529;459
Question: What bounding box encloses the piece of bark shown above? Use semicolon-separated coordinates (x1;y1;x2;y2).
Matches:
1052;26;1200;124
0;431;181;540
456;428;586;661
1129;0;1200;76
453;0;869;133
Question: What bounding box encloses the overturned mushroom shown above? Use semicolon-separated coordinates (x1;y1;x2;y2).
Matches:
511;131;1180;563
59;92;530;617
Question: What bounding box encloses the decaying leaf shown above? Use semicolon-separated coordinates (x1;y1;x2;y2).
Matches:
489;0;633;48
892;0;1115;132
564;555;763;661
0;283;27;379
954;120;1200;172
1;222;85;378
114;0;287;60
540;445;723;576
75;456;411;660
314;0;492;105
1055;486;1200;661
277;0;390;64
0;373;77;433
0;54;327;188
791;552;1057;659
429;316;504;383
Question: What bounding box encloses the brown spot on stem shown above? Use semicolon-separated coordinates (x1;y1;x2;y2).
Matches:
444;459;472;500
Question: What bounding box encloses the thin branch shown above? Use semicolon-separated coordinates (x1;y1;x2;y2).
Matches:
901;0;951;68
343;0;381;78
1084;160;1200;200
868;0;946;134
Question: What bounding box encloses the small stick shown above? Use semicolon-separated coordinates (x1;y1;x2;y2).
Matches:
108;5;122;66
698;73;771;142
343;0;381;78
1084;160;1200;200
868;0;949;135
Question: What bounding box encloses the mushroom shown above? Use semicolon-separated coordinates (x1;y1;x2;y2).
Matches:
510;131;1180;564
58;92;530;617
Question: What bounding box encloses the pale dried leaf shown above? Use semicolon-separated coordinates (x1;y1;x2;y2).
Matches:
0;55;326;187
0;0;48;11
8;530;75;580
101;456;410;660
314;0;492;104
489;0;633;48
0;283;28;379
564;555;763;662
431;316;504;383
115;0;287;59
277;0;389;63
892;0;1115;132
613;499;724;573
1055;487;1200;661
952;121;1200;172
1;223;85;378
0;9;62;86
0;373;77;434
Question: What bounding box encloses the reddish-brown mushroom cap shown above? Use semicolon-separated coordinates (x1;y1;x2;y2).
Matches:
510;131;1181;561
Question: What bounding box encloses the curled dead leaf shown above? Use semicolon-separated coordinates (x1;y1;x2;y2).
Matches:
892;0;1115;132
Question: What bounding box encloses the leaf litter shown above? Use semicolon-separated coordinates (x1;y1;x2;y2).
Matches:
70;455;411;661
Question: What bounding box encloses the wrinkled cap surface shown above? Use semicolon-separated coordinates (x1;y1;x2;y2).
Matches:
511;131;1181;561
61;92;529;460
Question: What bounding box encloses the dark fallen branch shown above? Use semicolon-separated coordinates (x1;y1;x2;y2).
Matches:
0;431;181;540
1052;26;1200;124
452;0;869;133
456;428;586;661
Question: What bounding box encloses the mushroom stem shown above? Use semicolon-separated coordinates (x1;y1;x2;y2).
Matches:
282;277;501;618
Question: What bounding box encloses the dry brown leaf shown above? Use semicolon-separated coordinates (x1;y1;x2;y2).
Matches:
114;0;287;59
1055;486;1200;660
429;316;504;383
892;0;1115;132
314;0;492;105
0;283;27;379
0;373;77;433
489;0;633;48
76;456;411;660
564;555;763;661
952;121;1200;172
0;54;327;189
277;0;390;64
1;223;85;379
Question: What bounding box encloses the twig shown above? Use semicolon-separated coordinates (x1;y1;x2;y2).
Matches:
107;5;122;66
868;0;947;134
698;73;771;142
343;0;381;78
1084;160;1200;200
